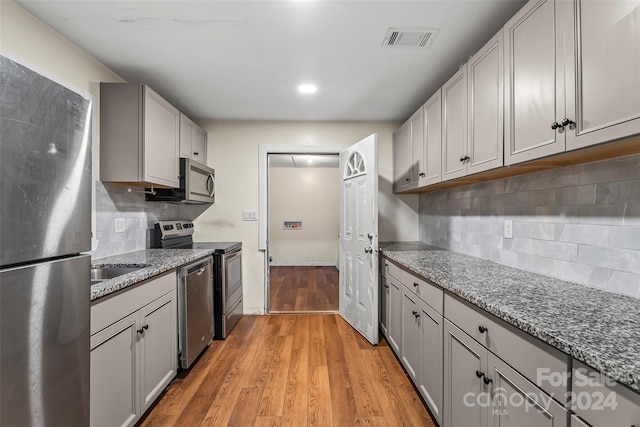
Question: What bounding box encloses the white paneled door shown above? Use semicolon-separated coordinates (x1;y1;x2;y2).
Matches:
339;134;379;345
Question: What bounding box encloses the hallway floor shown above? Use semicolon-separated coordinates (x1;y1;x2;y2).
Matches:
269;266;339;313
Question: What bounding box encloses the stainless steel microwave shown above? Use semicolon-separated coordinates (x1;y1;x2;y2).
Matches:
146;158;215;204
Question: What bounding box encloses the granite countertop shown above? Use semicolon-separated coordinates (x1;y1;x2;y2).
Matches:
380;242;640;394
90;249;216;301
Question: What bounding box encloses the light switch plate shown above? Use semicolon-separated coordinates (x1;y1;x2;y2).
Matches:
114;217;125;233
504;220;513;239
242;210;258;221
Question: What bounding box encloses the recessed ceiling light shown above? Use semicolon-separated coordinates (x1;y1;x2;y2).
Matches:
298;84;317;94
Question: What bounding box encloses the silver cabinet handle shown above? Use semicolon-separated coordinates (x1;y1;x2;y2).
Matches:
364;247;373;254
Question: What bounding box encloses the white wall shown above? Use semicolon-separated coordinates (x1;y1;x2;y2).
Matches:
195;121;419;314
269;166;339;266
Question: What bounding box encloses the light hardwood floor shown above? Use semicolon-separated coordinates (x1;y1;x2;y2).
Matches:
139;314;436;427
269;266;339;313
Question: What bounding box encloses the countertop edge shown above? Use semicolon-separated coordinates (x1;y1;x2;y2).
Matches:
90;249;217;301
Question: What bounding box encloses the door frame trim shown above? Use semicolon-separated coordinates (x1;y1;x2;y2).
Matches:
258;144;343;314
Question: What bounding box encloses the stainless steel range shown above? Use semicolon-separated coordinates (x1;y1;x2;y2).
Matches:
151;221;243;339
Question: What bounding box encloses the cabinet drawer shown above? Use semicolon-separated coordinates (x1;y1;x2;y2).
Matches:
91;271;176;335
382;257;403;281
444;293;569;400
571;360;640;427
402;270;443;314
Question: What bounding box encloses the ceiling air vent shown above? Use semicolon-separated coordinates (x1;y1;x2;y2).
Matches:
382;28;439;49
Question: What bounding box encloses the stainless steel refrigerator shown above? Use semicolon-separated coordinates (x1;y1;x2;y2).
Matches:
0;56;92;426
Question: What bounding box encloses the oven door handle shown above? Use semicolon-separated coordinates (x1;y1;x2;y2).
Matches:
224;251;241;264
206;174;215;197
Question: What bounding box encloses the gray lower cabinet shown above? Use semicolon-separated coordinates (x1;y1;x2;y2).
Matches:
139;293;178;413
402;288;421;382
387;275;402;354
90;272;177;427
444;319;568;427
419;299;443;426
571;360;640;427
379;275;389;337
444;319;488;427
90;312;139;427
488;353;568;427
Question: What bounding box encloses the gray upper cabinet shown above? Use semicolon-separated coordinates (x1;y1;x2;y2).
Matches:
442;65;468;181
410;107;425;185
179;113;208;164
505;0;640;163
467;29;504;175
101;83;180;188
394;97;442;193
421;90;443;186
442;29;505;182
393;121;412;192
504;0;567;165
565;0;640;151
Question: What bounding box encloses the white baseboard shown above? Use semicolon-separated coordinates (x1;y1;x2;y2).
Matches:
270;261;337;267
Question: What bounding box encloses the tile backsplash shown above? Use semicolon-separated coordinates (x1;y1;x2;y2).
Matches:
91;181;210;259
419;153;640;298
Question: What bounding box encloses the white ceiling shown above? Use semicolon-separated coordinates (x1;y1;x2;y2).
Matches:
17;0;526;122
269;154;339;168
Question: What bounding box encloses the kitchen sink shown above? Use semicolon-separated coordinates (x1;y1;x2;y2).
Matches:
91;266;142;281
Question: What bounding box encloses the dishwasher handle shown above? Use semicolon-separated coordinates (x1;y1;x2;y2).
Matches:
179;256;213;277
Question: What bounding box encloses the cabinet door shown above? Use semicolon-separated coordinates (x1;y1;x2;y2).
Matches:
565;0;640;151
467;29;504;175
387;276;402;354
442;65;468;181
393;122;412;192
192;125;207;164
139;291;177;413
444;319;488;427
401;288;421;382
90;313;140;427
144;86;180;187
419;300;443;426
179;113;193;159
380;275;390;337
504;0;566;165
410;107;425;185
488;353;569;427
422;90;442;186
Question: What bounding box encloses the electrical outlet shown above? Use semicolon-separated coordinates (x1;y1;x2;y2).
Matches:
114;217;125;233
242;210;258;221
504;220;513;239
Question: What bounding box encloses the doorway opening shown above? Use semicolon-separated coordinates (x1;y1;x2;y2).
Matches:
267;153;340;313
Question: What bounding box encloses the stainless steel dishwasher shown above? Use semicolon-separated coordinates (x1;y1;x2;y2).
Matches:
177;256;214;369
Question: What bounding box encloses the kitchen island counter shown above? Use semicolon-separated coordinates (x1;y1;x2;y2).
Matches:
380;242;640;394
91;249;215;301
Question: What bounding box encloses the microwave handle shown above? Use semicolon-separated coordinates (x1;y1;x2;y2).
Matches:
206;174;215;197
